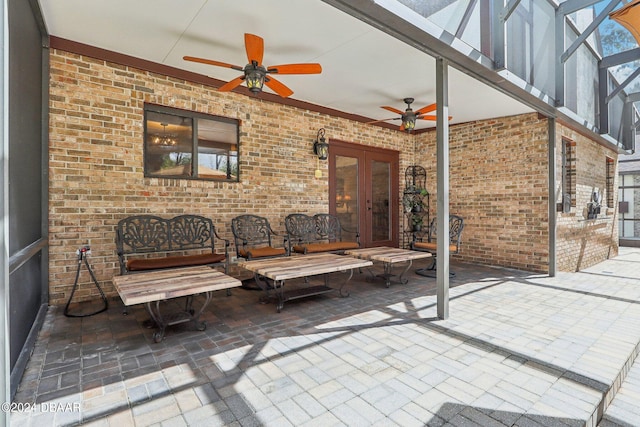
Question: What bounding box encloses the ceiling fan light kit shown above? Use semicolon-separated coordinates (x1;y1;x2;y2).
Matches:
183;35;448;130
184;33;321;98
245;63;266;93
401;97;416;131
367;97;449;132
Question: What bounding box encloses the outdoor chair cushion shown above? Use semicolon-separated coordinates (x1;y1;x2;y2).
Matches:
413;242;458;252
239;246;287;259
293;241;359;254
126;253;225;271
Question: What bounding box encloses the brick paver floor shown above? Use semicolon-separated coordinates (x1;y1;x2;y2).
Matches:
9;248;640;426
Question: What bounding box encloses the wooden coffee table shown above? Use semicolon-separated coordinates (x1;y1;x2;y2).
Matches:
239;253;372;312
112;266;241;342
345;246;432;287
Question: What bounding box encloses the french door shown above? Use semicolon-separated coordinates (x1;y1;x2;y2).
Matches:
329;140;399;248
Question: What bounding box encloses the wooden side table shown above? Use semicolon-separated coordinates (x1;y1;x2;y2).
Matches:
346;247;432;287
112;266;241;342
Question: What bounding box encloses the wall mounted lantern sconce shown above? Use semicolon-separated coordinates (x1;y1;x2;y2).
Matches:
313;128;329;160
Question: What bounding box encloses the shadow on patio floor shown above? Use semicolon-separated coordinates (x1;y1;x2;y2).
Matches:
10;250;640;426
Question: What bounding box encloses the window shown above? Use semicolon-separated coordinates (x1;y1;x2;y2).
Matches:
144;104;239;181
606;157;615;208
561;138;576;212
619;173;640;240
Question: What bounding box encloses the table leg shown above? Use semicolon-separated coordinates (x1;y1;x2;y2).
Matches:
145;301;166;343
144;292;211;343
268;270;353;313
397;259;413;285
192;291;212;332
383;262;393;287
363;266;377;283
255;273;276;305
337;269;353;297
370;260;413;287
275;280;285;313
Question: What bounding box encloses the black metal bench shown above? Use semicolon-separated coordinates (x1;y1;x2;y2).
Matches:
285;213;360;255
116;214;230;276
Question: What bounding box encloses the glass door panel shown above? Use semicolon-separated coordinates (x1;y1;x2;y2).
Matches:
370;160;391;243
330;140;399;248
335;155;359;237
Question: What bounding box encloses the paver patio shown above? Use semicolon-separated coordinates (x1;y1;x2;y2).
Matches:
9;248;640;426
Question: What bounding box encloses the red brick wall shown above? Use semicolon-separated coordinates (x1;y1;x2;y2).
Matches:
415;114;551;272
48;49;411;304
555;124;619;271
414;115;619;273
48;49;620;304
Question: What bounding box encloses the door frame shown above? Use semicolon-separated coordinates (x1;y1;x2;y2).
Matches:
328;140;399;248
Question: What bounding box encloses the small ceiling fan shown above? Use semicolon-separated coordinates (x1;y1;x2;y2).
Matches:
184;33;322;98
368;98;450;132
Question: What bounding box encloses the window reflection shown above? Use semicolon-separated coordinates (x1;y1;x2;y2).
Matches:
144;105;239;181
197;118;238;180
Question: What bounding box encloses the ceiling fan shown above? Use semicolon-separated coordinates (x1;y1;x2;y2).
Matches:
184;33;322;98
368;98;450;132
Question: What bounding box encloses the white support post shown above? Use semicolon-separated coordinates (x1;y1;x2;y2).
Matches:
436;57;450;320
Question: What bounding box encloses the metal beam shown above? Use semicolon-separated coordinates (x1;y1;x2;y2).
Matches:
561;0;620;64
502;0;523;22
623;99;633;148
492;0;506;70
8;238;47;274
455;0;478;39
1;0;10;422
322;0;557;115
599;66;610;133
600;47;640;69
606;67;640;104
322;0;621;149
557;0;614;15
555;9;566;107
548;118;557;277
436;57;450;320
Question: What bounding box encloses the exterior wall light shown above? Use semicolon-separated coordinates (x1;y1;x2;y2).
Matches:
313;128;329;160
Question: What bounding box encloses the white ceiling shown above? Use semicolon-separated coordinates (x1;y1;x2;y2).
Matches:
38;0;534;131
